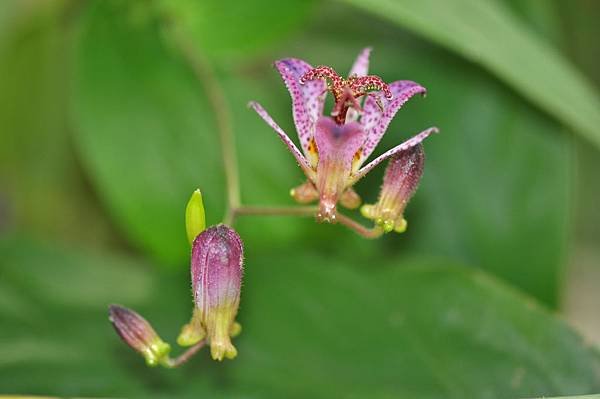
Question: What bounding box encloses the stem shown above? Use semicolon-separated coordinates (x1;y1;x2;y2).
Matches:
234;205;318;218
336;213;384;239
232;205;383;239
163;340;206;368
165;22;241;225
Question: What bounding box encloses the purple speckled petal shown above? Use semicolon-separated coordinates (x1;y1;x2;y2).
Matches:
348;47;372;78
314;117;367;221
351;127;438;185
358;80;427;166
346;47;372;123
275;58;326;160
249;101;316;181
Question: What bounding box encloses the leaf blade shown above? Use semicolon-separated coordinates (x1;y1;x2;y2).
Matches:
339;0;600;149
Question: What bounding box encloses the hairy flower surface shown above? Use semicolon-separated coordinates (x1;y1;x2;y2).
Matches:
108;304;171;366
189;224;244;361
250;48;437;222
361;144;425;233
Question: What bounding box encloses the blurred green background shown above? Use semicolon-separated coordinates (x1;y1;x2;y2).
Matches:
1;0;600;397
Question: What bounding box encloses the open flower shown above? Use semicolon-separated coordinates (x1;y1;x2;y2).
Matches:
250;47;438;222
185;224;244;361
361;144;425;233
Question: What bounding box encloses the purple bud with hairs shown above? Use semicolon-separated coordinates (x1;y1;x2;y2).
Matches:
108;304;171;366
191;224;243;361
361;144;425;233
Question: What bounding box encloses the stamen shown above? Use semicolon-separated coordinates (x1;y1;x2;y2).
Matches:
300;66;393;125
300;66;344;90
349;75;393;99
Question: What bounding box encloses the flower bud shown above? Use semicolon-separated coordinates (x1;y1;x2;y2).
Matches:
108;304;171;367
361;144;424;233
191;224;243;361
185;189;206;245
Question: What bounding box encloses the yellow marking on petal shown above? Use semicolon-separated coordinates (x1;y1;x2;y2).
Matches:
306;137;319;167
351;148;362;173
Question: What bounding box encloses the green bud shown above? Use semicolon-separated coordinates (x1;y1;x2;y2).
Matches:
186;189;206;245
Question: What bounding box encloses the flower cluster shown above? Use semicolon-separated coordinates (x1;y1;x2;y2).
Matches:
109;49;438;369
109;190;243;366
250;48;437;229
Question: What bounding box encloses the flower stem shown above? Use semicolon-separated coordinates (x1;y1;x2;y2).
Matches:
232;205;383;238
165;22;241;225
234;205;318;218
163;340;206;368
336;213;384;239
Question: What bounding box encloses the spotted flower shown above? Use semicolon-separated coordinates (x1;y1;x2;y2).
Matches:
249;48;438;222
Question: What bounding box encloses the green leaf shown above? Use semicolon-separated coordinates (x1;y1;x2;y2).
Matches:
72;2;226;265
235;252;600;398
402;55;570;307
283;20;570;305
0;1;115;246
0;238;599;398
0;236;154;310
339;0;600;150
157;0;317;60
72;2;571;306
530;396;600;399
0;236;158;394
71;1;317;266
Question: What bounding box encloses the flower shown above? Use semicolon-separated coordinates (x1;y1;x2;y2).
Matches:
185;224;244;361
249;47;438;222
108;304;171;367
361;144;425;233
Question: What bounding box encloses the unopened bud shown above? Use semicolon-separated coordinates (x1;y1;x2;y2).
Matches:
361;144;424;233
185;189;206;245
108;304;171;367
191;224;243;361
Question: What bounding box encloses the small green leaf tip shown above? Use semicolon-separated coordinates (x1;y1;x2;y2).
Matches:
186;189;206;245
